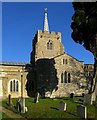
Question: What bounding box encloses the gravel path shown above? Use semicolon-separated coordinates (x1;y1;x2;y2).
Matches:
0;106;27;119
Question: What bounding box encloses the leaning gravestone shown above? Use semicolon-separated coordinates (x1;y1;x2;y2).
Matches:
59;101;66;112
77;105;87;119
8;94;12;106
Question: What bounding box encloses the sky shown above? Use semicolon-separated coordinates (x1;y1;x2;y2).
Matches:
2;2;94;64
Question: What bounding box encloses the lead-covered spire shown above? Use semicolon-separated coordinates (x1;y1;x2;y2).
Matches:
44;8;49;32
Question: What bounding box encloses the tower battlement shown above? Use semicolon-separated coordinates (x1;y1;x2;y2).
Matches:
37;30;61;42
37;30;61;36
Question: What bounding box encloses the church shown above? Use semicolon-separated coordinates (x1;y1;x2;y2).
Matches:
0;9;94;99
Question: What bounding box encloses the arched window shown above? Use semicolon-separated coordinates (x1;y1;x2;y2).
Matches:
10;81;12;92
63;59;65;64
47;42;49;49
66;59;68;64
64;71;67;83
13;80;15;92
62;59;68;64
16;81;18;92
10;80;19;92
68;73;71;83
61;73;63;83
47;41;53;50
50;42;52;50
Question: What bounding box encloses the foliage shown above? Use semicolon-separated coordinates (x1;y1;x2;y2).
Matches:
71;2;97;93
71;2;97;54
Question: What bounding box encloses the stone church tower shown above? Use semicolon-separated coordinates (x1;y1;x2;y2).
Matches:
30;9;88;98
31;8;64;63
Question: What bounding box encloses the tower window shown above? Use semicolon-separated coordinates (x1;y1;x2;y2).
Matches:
47;41;53;50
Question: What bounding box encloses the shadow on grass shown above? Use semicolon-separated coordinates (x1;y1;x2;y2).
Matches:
66;111;78;117
50;107;59;111
50;107;78;118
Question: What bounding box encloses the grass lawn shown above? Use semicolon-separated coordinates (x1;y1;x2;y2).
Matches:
2;96;97;119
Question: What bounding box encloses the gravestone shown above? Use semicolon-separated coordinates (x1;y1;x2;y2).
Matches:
59;101;66;112
16;98;21;112
34;92;40;103
8;94;12;106
77;105;87;119
84;92;96;105
70;93;74;99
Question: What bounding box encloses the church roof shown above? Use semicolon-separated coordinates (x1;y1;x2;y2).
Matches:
53;52;84;63
0;61;31;66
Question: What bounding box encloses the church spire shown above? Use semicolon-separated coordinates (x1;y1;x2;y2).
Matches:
44;8;49;32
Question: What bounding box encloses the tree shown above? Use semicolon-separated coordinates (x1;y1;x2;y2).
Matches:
71;2;97;94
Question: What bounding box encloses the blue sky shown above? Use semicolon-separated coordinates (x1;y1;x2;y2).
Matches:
2;2;94;64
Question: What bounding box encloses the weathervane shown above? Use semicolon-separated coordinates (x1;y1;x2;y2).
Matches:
44;8;47;12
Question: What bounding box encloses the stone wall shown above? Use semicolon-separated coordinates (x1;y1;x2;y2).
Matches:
51;53;88;97
0;64;33;99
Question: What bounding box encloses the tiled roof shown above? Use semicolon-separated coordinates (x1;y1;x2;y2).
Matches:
0;61;31;66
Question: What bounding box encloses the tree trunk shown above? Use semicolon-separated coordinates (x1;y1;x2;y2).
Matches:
89;58;97;94
89;34;97;96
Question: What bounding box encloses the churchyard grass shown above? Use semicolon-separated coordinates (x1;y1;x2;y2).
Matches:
2;97;97;119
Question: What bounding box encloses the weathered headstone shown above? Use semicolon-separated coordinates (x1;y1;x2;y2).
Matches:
16;98;21;112
34;92;40;103
84;92;96;105
77;105;87;119
8;94;12;106
70;93;74;99
59;101;66;112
